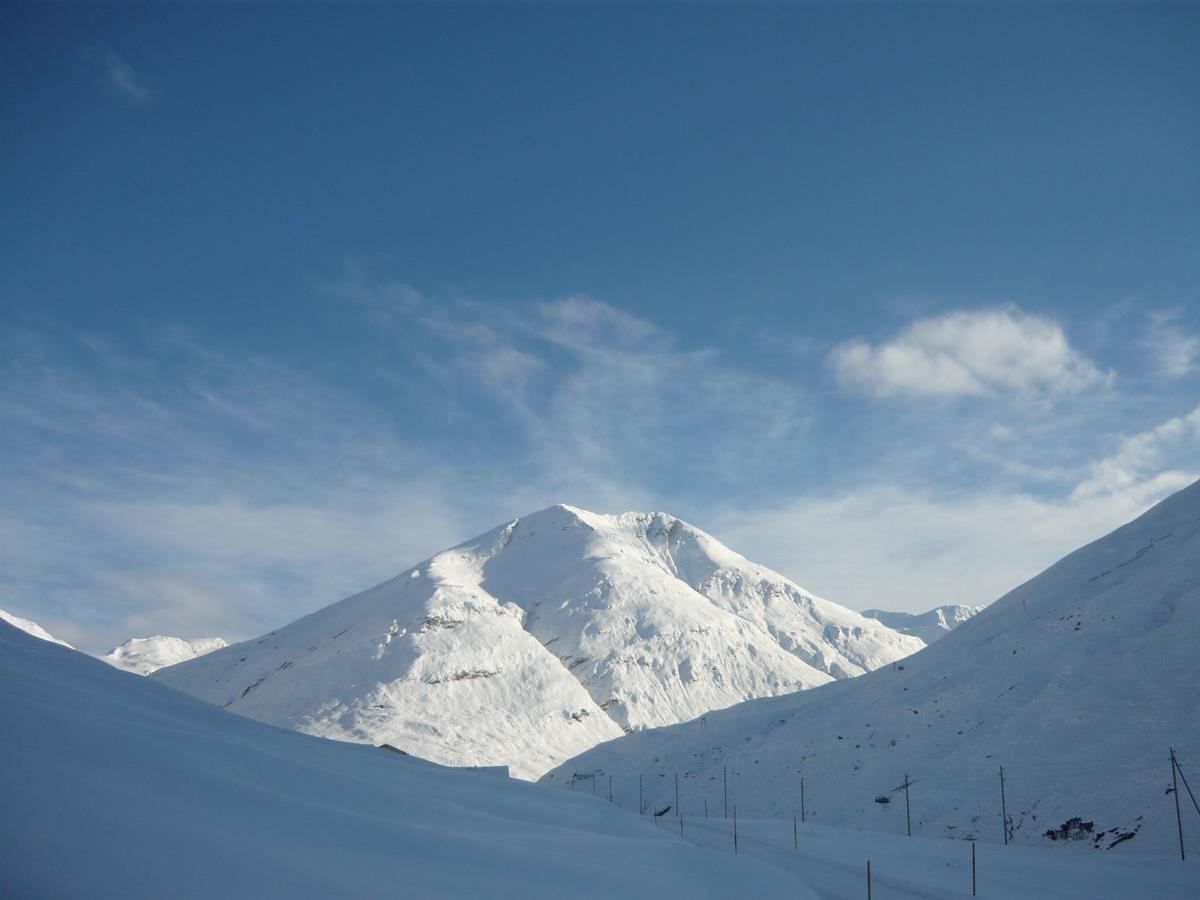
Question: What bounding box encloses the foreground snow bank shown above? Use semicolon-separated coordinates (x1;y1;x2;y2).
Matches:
0;620;807;899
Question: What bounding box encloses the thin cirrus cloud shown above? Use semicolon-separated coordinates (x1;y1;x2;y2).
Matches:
829;306;1112;398
102;51;151;103
1142;312;1200;381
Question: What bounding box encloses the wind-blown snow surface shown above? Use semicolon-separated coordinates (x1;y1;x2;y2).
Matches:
103;635;228;675
0;620;809;899
156;505;920;778
546;482;1200;856
861;604;980;645
0;608;72;648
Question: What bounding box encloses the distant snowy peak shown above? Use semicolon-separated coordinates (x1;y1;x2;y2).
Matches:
0;609;73;648
156;504;920;778
861;604;981;645
104;635;228;675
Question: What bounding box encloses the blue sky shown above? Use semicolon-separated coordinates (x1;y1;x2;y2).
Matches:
2;4;1199;652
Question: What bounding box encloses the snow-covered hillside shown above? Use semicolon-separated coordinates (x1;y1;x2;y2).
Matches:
155;504;920;778
103;635;228;675
545;482;1200;856
0;619;806;899
0;608;72;648
861;604;980;645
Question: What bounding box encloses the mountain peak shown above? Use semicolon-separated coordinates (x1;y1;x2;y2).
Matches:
156;506;922;778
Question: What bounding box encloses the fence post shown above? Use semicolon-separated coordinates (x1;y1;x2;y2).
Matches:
1000;766;1009;845
904;773;912;837
1172;748;1186;861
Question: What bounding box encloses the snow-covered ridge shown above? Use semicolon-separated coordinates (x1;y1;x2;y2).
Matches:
861;604;980;645
155;504;922;778
0;617;804;899
103;635;228;675
0;608;72;648
544;481;1200;856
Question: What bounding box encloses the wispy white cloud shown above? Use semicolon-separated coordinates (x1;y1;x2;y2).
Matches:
1143;312;1200;380
1072;404;1200;501
103;51;151;104
830;305;1111;399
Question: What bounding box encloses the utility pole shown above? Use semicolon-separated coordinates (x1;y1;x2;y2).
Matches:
904;773;912;837
1172;748;1186;861
1000;766;1009;845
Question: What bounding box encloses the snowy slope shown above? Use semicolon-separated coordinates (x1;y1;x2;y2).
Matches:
545;482;1200;856
156;505;919;778
0;619;809;900
861;604;980;645
0;608;73;648
103;635;228;675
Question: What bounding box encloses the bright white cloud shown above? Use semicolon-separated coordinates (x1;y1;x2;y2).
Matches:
830;306;1111;398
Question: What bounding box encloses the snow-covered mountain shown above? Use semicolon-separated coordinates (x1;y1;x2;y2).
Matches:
544;481;1200;856
0;608;73;648
103;635;228;675
0;617;804;899
155;504;921;778
861;604;981;645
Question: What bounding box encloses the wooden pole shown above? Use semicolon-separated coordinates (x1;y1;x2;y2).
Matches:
971;840;976;896
1172;748;1186;861
639;773;643;816
724;766;728;819
704;799;708;819
867;860;872;900
794;815;798;850
904;773;912;837
1000;766;1009;845
675;772;679;817
733;805;738;854
801;777;806;823
608;774;612;803
1174;752;1200;817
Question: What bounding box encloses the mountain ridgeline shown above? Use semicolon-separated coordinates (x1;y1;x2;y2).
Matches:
154;505;922;778
544;481;1200;855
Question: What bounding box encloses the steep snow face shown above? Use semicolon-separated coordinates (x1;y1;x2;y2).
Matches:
156;505;917;778
545;482;1200;856
0;608;72;648
103;635;229;675
0;620;806;900
861;604;981;645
